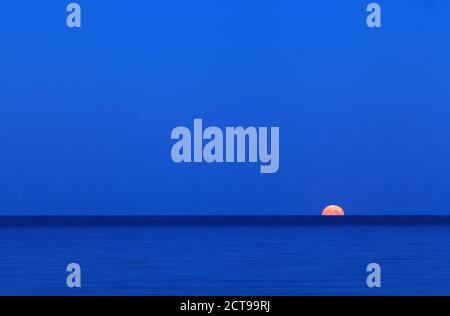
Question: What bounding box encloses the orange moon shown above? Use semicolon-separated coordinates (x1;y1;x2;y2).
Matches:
322;205;344;216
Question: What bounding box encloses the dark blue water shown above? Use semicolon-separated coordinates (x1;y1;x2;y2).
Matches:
1;216;449;295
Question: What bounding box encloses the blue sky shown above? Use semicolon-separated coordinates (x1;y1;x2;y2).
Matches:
0;1;449;215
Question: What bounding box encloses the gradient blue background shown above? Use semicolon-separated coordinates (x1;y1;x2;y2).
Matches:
1;1;450;215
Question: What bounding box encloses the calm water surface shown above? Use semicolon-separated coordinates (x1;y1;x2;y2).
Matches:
0;216;449;295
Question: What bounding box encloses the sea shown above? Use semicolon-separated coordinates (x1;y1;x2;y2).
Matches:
0;216;449;295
